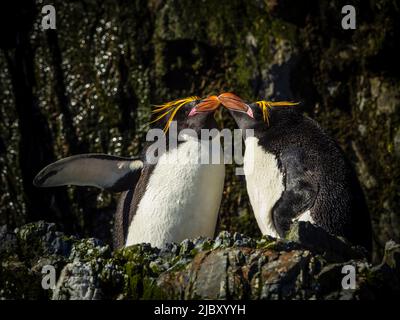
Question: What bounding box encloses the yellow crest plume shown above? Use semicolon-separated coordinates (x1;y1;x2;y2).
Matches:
150;96;200;132
255;100;300;126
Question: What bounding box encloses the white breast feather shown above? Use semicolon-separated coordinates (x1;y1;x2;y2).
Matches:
125;136;225;248
243;137;284;238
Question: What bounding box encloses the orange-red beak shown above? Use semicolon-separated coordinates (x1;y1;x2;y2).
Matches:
188;95;221;116
196;95;221;112
218;92;254;118
188;92;254;118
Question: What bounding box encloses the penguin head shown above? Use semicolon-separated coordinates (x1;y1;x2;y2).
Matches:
219;92;299;130
151;96;220;134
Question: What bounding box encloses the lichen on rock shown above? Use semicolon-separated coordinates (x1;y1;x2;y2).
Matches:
1;220;399;300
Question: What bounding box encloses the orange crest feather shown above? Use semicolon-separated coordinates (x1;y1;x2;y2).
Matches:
256;100;299;125
150;96;200;132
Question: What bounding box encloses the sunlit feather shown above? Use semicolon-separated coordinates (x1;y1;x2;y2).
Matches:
151;96;200;132
256;100;299;126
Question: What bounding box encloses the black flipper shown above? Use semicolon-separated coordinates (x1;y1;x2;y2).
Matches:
272;147;318;237
113;164;156;249
113;189;135;249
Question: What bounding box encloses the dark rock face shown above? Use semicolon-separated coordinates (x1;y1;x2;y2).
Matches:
0;0;399;264
1;221;399;300
0;222;75;299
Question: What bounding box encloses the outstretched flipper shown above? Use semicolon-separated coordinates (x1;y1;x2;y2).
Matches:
33;154;143;192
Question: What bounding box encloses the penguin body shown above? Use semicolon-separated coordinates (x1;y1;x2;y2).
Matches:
34;97;225;249
222;95;372;251
125;133;224;248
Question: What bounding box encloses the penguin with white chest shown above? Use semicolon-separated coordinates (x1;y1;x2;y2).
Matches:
219;93;372;251
34;96;225;249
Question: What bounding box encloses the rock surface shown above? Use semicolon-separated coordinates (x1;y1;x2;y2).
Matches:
1;0;399;266
1;221;399;300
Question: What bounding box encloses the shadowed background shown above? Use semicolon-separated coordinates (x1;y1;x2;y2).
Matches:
0;0;399;262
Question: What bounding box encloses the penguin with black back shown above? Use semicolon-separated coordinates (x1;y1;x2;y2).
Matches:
34;96;225;249
219;93;372;252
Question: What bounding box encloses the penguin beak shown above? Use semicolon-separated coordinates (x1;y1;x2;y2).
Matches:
218;92;254;118
188;95;221;116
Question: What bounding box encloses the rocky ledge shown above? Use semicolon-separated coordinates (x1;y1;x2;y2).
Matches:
0;221;399;300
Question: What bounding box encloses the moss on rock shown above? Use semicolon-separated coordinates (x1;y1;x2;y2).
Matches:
2;221;400;300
